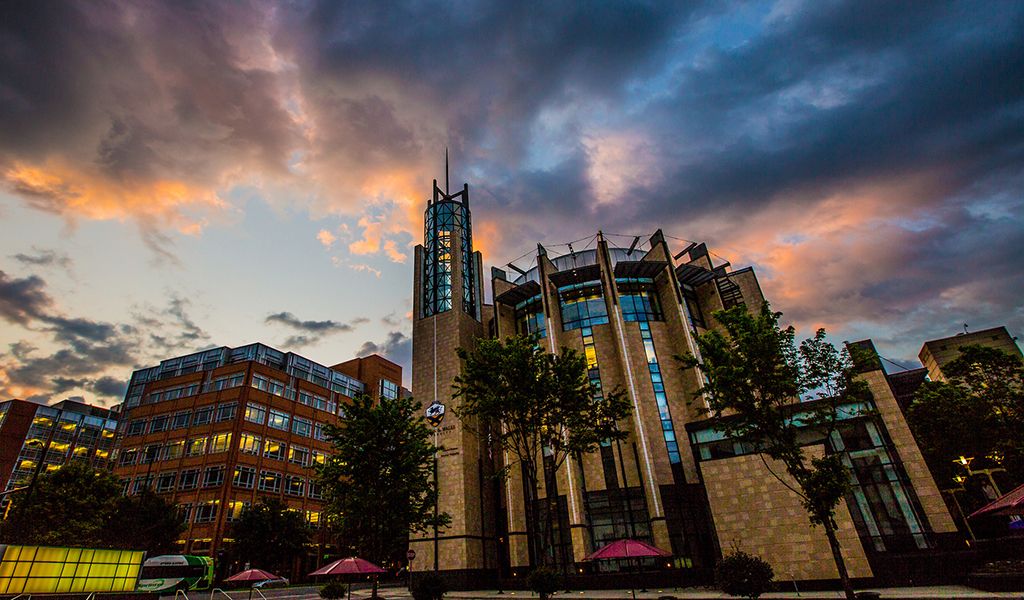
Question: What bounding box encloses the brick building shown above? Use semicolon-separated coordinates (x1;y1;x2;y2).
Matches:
0;398;118;500
112;343;401;577
410;173;958;588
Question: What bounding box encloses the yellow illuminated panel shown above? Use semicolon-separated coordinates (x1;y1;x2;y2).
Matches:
0;545;145;594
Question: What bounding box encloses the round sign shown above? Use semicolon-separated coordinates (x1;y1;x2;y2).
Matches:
407;549;416;560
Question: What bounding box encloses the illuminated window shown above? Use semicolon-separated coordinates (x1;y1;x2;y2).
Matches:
194;500;219;523
285;476;304;496
258;471;281;493
515;294;547;338
238;433;262;455
263;439;286;461
233;466;256;489
244;403;266;425
306;510;321;528
289;445;310;466
310;450;327;466
616;278;664;322
73;446;90;458
162;439;185;460
225;500;249;522
186;437;207;457
208;432;232;453
558;281;609;331
119;448;138;466
252;374;286;396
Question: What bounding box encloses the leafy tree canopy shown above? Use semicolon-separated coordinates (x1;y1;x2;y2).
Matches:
453;333;631;564
0;461;184;553
231;497;311;574
317;394;447;566
681;303;870;600
908;344;1024;485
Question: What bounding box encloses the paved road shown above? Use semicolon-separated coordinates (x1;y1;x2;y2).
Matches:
173;584;1023;600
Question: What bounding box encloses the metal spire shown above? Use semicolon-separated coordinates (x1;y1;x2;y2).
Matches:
445;147;450;195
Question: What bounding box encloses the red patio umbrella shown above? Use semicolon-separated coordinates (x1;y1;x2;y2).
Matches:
584;539;672;600
584;539;671;561
224;568;281;600
225;568;281;582
309;557;386;576
968;482;1024;518
309;557;386;600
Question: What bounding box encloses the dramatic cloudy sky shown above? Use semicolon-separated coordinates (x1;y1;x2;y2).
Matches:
1;0;1022;405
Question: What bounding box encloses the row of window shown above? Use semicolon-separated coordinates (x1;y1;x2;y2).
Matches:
176;501;321;527
127;466;323;500
124;401;332;441
119;431;330;467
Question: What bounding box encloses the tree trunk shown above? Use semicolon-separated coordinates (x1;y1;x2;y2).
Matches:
822;519;856;600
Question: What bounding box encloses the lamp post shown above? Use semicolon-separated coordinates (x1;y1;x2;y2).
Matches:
953;456;1006;500
941;478;975;542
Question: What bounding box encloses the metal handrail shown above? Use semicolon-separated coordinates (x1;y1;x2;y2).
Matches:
253;587;269;600
210;588;236;600
175;589;191;600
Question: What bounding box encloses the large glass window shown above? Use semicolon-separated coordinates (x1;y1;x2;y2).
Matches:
162;439;185;461
558;281;609;331
244;402;267;425
155;472;176;493
215;402;237;422
289;445;310;466
638;322;680;464
171;411;191;429
186;437;207;457
192;406;214;426
268;409;289;431
285;476;305;496
380;379;400;400
515;294;547;338
149;415;169;433
209;432;232;453
423;196;475;317
263;439;286;461
239;433;262;455
258;471;282;493
126;420;146;436
203;465;225;488
233;466;256;489
194;500;219;523
617;278;664;322
178;469;199;490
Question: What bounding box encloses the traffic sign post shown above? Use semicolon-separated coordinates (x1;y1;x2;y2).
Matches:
406;549;415;591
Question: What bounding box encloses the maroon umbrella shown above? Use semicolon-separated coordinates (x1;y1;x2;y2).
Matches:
225;568;280;582
584;538;671;561
309;557;386;576
584;540;672;600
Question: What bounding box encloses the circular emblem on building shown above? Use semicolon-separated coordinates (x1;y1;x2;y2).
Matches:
425;400;446;427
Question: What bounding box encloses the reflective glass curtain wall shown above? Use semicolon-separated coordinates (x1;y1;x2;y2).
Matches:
422;195;476;318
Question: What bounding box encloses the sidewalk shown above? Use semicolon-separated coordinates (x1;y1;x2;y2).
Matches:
446;587;1023;600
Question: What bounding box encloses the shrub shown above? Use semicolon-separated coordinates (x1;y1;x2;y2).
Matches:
411;571;447;600
528;567;561;600
716;551;774;599
319;582;348;600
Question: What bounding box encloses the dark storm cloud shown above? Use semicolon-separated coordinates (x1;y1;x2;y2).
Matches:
11;249;72;270
0;271;212;403
356;331;412;380
265;311;369;348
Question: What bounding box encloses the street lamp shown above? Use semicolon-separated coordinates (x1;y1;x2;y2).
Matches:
953;455;1006;500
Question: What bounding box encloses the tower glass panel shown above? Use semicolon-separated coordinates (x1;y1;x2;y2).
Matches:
423;197;476;317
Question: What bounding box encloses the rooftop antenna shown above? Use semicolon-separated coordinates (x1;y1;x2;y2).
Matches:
964;323;969;335
445;147;450;195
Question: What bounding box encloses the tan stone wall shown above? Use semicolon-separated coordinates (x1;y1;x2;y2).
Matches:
919;326;1022;382
858;369;957;534
702;449;873;581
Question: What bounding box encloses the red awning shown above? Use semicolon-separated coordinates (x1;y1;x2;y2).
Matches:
968;482;1024;518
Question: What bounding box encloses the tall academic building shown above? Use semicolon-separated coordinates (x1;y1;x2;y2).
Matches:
411;172;959;587
113;343;401;578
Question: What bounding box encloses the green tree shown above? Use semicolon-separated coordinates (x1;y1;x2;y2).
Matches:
109;488;187;554
0;461;184;554
453;334;631;567
317;394;447;573
681;304;871;600
908;344;1024;485
1;460;120;546
231;498;311;574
